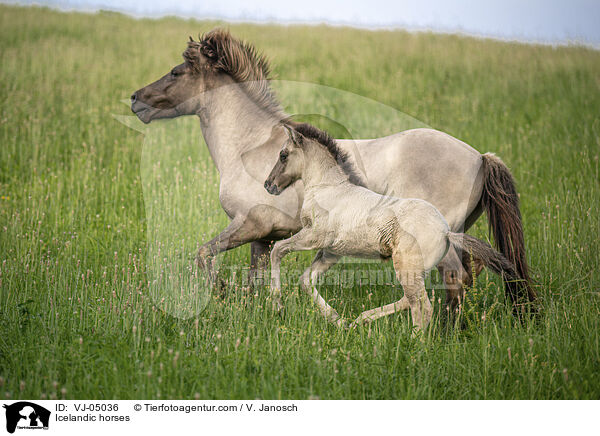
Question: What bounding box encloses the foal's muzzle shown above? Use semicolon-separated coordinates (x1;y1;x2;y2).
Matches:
264;180;281;195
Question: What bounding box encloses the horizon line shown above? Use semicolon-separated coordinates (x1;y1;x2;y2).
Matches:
3;1;600;50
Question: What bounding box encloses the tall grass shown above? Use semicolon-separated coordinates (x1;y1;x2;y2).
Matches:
0;5;599;399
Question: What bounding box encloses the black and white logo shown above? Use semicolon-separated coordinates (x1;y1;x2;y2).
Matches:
3;402;50;434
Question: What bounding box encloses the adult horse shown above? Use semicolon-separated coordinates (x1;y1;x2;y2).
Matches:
131;28;535;308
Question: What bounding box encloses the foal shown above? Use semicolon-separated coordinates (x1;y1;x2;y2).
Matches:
264;124;526;330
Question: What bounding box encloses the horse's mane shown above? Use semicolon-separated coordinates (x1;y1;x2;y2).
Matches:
184;28;286;120
291;123;367;188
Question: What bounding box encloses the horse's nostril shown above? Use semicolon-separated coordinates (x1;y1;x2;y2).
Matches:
264;181;270;189
130;93;137;103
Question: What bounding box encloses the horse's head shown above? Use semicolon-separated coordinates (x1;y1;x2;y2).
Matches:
131;34;220;123
132;29;284;125
264;126;305;195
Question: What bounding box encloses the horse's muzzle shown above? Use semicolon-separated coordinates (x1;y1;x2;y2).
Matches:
264;180;281;195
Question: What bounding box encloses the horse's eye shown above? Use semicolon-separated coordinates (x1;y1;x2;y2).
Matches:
280;152;288;163
171;69;179;77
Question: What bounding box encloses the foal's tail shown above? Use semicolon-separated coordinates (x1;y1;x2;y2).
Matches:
480;153;536;304
447;232;530;309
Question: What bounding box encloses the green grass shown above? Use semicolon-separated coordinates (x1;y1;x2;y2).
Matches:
1;4;599;399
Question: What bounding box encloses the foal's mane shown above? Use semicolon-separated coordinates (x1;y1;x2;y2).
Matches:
291;123;367;188
185;28;286;119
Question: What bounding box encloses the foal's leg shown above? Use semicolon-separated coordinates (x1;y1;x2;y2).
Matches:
300;250;341;290
298;250;346;327
350;260;430;330
393;251;432;332
270;229;318;311
350;297;411;327
299;250;340;290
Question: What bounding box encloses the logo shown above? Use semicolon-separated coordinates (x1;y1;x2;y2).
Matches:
2;402;50;434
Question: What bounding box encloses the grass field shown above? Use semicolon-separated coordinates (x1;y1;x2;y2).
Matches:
0;4;599;399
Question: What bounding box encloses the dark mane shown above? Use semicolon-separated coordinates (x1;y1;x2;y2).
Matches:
290;122;367;187
185;29;286;120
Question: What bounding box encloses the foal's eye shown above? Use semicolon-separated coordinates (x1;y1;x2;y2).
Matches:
280;151;288;163
170;69;180;77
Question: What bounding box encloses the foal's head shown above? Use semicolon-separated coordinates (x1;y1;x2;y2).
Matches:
265;123;368;195
264;126;305;195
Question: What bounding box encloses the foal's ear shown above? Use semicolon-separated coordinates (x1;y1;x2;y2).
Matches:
283;125;302;145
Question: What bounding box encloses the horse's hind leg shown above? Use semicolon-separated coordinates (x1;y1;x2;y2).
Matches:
437;246;469;313
460;247;485;286
393;251;432;331
438;243;485;319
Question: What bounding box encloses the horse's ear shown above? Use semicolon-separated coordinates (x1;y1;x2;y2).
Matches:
283;124;293;139
283;125;301;145
199;29;228;65
189;36;194;42
200;44;218;64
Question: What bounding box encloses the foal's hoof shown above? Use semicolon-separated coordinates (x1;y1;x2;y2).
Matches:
270;298;283;313
334;318;350;329
349;316;371;330
348;320;364;330
410;328;427;342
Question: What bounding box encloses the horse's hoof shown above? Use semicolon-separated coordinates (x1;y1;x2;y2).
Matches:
215;279;228;298
195;256;207;270
196;252;214;271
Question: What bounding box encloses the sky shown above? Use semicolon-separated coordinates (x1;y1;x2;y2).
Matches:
6;0;600;47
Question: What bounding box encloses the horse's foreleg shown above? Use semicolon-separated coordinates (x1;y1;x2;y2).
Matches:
196;214;269;285
298;250;345;327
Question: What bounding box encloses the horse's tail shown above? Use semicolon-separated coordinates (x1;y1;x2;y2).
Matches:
447;232;530;308
480;153;536;304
